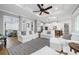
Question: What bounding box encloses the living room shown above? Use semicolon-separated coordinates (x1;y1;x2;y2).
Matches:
0;4;79;55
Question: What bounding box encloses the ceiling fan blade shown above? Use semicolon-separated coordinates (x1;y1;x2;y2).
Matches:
44;6;52;10
44;11;49;14
37;4;42;9
33;11;40;12
39;12;42;15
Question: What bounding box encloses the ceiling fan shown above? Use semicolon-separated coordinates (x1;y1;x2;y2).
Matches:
33;4;52;15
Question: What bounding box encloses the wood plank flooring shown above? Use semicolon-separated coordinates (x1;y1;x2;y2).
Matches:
7;37;21;48
0;37;49;55
0;37;21;55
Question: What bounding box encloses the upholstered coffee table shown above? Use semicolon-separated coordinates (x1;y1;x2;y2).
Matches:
69;42;79;54
50;38;68;55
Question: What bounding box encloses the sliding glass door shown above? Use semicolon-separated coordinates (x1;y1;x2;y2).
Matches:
75;15;79;32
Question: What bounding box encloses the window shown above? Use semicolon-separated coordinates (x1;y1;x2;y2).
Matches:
75;15;79;32
3;15;19;30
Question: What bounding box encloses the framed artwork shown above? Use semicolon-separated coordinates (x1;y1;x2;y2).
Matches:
27;23;29;28
45;27;48;30
31;22;33;31
29;31;32;34
21;31;26;35
53;26;57;30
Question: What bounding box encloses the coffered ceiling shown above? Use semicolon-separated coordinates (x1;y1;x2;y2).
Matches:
19;4;78;23
0;4;78;23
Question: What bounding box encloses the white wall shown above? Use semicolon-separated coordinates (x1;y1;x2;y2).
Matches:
37;20;43;32
18;17;39;43
18;17;42;35
18;17;31;35
60;18;72;34
44;16;72;34
0;4;38;20
0;14;3;34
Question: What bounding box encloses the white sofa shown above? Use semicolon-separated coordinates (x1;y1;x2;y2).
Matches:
40;30;52;39
50;38;69;51
18;33;38;43
71;33;79;41
65;33;79;45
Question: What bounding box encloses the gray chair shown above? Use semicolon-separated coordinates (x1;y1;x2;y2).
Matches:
62;34;72;40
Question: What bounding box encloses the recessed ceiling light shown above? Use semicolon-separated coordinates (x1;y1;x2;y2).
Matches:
53;5;58;10
53;16;56;18
55;7;58;10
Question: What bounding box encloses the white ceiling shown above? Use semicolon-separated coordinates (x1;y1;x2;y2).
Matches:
0;4;38;20
0;4;78;23
19;4;78;23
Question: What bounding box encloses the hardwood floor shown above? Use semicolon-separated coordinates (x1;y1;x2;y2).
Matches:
7;37;21;48
0;37;49;55
0;48;9;55
0;37;21;55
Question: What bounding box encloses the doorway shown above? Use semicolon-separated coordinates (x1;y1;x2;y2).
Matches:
3;15;19;37
3;15;20;48
64;23;69;34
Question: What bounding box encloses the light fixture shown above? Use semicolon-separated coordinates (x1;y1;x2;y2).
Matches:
53;16;56;19
55;7;58;10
